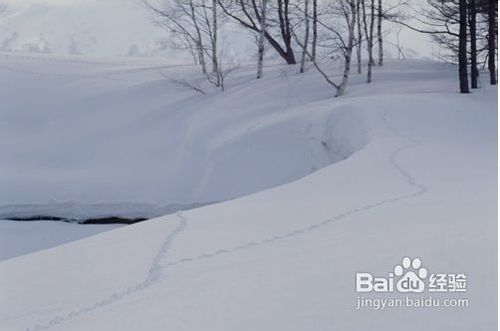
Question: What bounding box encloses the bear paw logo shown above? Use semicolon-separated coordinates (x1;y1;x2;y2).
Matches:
394;257;428;293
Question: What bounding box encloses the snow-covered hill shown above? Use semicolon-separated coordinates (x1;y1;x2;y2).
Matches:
0;54;496;330
0;0;167;57
0;0;265;60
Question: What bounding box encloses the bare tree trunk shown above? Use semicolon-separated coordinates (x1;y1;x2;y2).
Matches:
186;37;199;65
190;0;207;74
469;0;478;89
277;0;296;64
488;0;497;85
212;0;219;79
367;0;375;83
337;1;357;97
369;0;375;66
458;0;470;93
257;0;268;79
311;0;318;61
300;0;310;73
395;27;405;59
377;0;383;66
356;0;362;73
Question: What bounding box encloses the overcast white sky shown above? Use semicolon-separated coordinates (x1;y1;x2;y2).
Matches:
0;0;434;60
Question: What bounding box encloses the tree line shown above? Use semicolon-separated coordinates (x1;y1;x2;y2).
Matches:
396;0;497;93
143;0;497;96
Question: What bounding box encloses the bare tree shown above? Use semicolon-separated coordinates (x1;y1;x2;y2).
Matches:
311;0;318;61
300;0;311;73
362;0;375;82
218;0;296;64
469;0;478;88
190;0;208;74
356;0;362;73
293;0;357;97
198;0;223;76
487;0;497;85
144;0;229;89
144;0;209;74
337;0;358;96
459;0;470;93
257;0;268;79
393;25;407;59
211;0;219;75
208;45;240;91
275;0;296;64
144;0;245;92
377;0;383;65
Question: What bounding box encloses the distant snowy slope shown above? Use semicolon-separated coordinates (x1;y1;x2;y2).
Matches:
0;58;496;330
0;0;166;57
0;0;260;60
0;220;120;261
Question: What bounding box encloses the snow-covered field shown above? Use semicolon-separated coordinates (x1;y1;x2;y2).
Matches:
0;53;496;330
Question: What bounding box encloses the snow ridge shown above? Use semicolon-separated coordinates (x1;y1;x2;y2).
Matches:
26;108;428;331
159;110;429;268
27;213;187;331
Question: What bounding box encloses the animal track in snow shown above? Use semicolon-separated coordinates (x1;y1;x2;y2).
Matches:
27;213;187;331
159;109;428;270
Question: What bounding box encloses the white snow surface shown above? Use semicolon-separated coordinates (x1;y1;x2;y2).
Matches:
0;220;121;261
0;55;497;330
